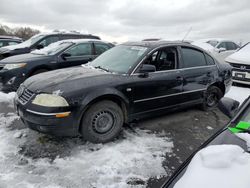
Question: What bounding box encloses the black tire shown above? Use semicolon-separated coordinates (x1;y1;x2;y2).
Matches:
80;100;124;143
202;86;223;110
31;69;48;76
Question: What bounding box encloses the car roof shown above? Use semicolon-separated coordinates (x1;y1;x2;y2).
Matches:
38;31;99;38
54;39;111;45
121;40;204;50
0;35;22;40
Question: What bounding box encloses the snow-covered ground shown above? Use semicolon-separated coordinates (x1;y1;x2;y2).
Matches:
0;85;249;188
0;93;173;188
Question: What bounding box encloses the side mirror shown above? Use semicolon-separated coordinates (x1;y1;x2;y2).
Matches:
61;53;71;60
218;97;240;118
139;64;156;73
36;44;44;50
139;64;156;77
218;47;226;53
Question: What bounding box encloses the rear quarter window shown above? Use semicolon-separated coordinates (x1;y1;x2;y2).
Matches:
205;53;215;65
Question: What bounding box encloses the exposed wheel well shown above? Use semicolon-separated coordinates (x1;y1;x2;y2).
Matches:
79;95;129;132
209;82;225;95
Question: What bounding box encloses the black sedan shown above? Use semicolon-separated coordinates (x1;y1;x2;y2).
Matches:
162;96;250;188
14;41;232;143
0;39;114;92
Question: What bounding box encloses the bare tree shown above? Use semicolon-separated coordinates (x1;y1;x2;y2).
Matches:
0;24;40;40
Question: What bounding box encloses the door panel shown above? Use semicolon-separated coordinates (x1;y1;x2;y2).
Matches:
58;43;94;68
180;66;217;101
130;70;183;114
180;46;218;102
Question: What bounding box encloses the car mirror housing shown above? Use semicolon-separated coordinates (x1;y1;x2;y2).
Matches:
139;64;156;73
61;53;71;60
218;47;226;53
218;97;240;118
36;44;44;50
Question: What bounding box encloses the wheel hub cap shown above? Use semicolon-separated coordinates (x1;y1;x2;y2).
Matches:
92;111;114;133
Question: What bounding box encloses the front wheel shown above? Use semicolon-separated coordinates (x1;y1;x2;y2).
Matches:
80;100;124;143
202;86;223;110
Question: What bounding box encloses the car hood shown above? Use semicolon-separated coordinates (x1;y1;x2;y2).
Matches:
24;66;112;93
225;43;250;65
0;53;50;64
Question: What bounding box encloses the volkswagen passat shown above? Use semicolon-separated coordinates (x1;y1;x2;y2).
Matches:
15;41;232;143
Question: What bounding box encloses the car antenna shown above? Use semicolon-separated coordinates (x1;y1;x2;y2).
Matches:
182;27;192;42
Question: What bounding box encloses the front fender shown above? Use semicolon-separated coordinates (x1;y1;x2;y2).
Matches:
73;87;130;128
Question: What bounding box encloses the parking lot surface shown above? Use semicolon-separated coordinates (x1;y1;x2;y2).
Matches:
0;85;249;188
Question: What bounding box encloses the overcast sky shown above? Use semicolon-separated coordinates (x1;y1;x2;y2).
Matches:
0;0;250;43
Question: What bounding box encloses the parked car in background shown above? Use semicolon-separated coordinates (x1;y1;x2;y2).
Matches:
226;43;250;85
0;31;100;60
0;39;113;92
192;38;240;62
15;41;232;143
0;35;22;47
162;96;250;188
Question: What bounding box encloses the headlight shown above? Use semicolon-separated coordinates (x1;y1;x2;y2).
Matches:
4;63;26;70
32;94;69;107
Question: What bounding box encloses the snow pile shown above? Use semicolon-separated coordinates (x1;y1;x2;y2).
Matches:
174;145;250;188
0;112;173;188
225;86;250;104
226;43;250;64
0;92;15;105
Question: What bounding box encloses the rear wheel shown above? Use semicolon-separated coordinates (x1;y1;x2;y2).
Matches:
202;86;223;110
80;100;124;143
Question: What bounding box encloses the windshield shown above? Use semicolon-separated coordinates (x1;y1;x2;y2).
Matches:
207;40;219;47
31;41;73;55
19;34;45;47
89;45;148;74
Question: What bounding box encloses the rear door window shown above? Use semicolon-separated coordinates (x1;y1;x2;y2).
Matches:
226;42;238;50
181;47;207;68
65;43;92;56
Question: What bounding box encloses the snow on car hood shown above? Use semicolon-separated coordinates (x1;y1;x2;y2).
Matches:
226;43;250;65
174;145;250;188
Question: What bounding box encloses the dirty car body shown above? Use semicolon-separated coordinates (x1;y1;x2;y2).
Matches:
14;41;233;142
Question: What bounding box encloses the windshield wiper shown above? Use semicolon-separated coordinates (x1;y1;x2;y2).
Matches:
95;66;109;72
